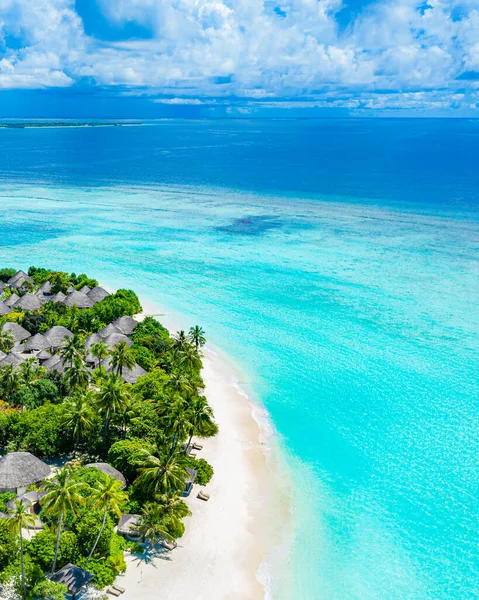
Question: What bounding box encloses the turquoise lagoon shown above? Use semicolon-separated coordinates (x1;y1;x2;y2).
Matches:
0;119;478;599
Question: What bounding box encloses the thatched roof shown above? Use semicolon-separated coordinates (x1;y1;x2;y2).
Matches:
38;281;52;294
51;564;94;595
185;468;197;485
63;291;94;309
0;452;51;489
7;271;30;285
0;351;6;361
85;333;101;349
103;333;133;347
122;363;147;384
99;323;123;338
36;349;52;361
67;286;75;293
23;333;50;352
0;282;6;293
4;294;19;307
51;291;66;303
14;293;42;311
87;286;110;303
44;325;73;348
41;355;64;372
79;285;91;294
2;322;31;343
0;301;11;316
0;353;24;368
112;316;138;336
34;291;49;305
84;463;127;488
117;514;141;537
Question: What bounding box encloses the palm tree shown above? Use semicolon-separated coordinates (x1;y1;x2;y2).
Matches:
59;333;85;368
0;364;20;402
156;493;191;537
135;447;188;496
85;477;126;566
62;391;95;450
64;355;89;391
158;395;190;452
0;330;14;353
96;374;130;448
185;395;214;453
90;340;109;376
6;501;36;599
139;503;174;550
165;372;193;396
188;325;206;350
19;357;38;386
178;344;202;373
172;330;188;353
41;466;87;575
110;341;135;377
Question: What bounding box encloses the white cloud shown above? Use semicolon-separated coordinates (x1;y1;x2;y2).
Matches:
0;0;478;110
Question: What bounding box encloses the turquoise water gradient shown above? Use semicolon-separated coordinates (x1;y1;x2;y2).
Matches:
1;120;478;599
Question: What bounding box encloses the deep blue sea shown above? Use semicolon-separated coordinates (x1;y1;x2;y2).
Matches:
0;119;478;599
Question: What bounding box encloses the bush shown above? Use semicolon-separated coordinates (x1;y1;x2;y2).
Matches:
79;557;116;588
0;492;16;512
93;289;142;324
0;554;44;596
131;344;157;371
0;520;17;570
32;580;68;600
0;268;16;283
108;439;153;483
184;457;214;486
76;513;114;559
21;312;47;335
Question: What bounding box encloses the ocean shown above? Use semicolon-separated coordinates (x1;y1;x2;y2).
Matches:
0;119;478;599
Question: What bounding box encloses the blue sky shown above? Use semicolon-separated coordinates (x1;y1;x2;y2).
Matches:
0;0;478;117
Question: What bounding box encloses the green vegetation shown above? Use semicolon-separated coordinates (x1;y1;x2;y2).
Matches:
0;266;218;594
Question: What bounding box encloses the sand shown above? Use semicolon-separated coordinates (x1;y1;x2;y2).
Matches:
117;301;292;600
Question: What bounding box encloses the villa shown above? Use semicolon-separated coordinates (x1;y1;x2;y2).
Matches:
50;563;95;600
0;451;51;495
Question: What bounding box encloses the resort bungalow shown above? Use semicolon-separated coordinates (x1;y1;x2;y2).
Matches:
0;300;11;316
84;463;127;489
182;468;198;497
13;292;42;311
4;293;19;307
43;325;73;349
1;322;31;344
112;316;138;336
0;452;51;495
87;286;110;303
62;290;95;309
50;563;94;600
8;271;34;291
22;333;50;354
117;514;142;541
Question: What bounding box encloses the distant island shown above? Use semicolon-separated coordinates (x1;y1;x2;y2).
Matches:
0;122;142;129
0;266;215;599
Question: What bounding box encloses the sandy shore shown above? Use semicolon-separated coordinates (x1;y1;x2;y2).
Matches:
117;300;292;600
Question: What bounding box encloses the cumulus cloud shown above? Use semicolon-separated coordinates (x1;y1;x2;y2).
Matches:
0;0;478;109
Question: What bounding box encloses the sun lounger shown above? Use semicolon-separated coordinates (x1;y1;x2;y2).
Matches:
107;588;121;597
189;451;197;457
193;442;203;451
113;584;125;594
161;539;176;550
197;490;210;501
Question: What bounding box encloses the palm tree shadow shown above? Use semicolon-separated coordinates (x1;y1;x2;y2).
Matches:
130;545;173;565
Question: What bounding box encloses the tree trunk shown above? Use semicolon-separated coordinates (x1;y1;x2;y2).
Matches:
85;509;107;567
185;430;194;455
20;530;26;600
75;426;80;451
51;510;63;575
102;408;111;449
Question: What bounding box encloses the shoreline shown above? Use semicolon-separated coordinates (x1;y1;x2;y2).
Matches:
118;295;293;600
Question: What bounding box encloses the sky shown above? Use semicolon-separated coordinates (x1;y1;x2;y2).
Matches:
0;0;478;117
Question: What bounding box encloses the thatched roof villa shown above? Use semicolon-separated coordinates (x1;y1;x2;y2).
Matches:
0;451;51;495
2;322;31;343
0;300;11;316
38;280;52;294
117;514;142;541
8;271;34;290
0;353;25;368
87;286;110;303
63;290;95;309
112;315;138;336
79;285;91;294
103;332;133;347
50;563;94;600
4;293;19;307
51;291;66;303
23;333;50;353
44;325;73;348
84;462;127;488
14;292;42;311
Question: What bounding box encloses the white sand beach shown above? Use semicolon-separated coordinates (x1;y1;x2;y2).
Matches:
117;302;292;600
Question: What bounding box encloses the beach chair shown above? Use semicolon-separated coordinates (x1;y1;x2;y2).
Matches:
106;587;121;597
193;442;203;451
189;451;198;458
197;489;210;501
113;583;125;594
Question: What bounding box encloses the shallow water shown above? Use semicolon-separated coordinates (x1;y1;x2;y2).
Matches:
0;119;478;599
